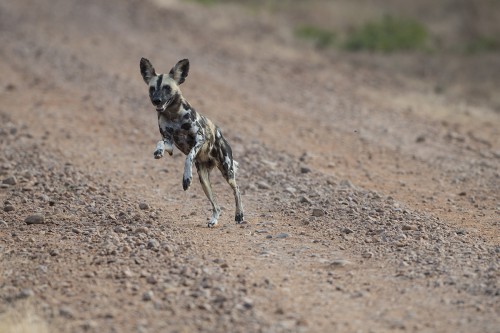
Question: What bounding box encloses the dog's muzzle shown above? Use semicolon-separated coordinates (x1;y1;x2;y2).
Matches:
155;96;174;112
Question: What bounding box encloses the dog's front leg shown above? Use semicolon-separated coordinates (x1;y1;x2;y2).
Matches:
153;139;173;159
155;117;174;159
183;134;205;191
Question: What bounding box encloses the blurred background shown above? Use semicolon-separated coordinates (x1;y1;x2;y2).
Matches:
169;0;500;112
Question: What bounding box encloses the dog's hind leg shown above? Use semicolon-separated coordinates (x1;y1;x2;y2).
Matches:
217;140;244;223
226;172;244;223
195;161;221;227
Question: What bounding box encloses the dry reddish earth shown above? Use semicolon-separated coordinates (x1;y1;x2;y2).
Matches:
0;0;499;332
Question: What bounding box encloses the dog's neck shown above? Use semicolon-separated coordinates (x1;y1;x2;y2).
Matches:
160;92;183;117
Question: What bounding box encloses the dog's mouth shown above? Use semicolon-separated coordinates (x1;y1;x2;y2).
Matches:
155;96;174;112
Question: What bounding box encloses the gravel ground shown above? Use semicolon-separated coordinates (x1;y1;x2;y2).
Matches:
0;0;499;332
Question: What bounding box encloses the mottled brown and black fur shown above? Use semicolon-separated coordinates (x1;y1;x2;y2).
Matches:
140;58;243;227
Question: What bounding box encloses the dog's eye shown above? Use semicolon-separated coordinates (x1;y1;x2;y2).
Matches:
149;87;155;93
163;86;171;93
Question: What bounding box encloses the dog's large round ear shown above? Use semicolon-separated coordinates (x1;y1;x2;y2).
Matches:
169;59;189;85
140;58;156;84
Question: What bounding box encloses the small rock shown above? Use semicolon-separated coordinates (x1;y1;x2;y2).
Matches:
299;196;313;204
123;269;135;278
18;288;34;299
134;226;149;234
0;220;8;227
138;202;150;210
198;303;212;311
114;226;127;233
362;252;374;259
276;233;289;239
256;181;271;190
415;135;426;143
342;227;353;234
142;290;154;301
25;214;45;225
49;249;59;256
331;259;352;267
146;276;158;284
59;306;75;318
2;176;17;185
163;244;173;253
241;297;253;309
81;320;98;331
312;208;325;217
396;233;407;241
339;179;354;188
300;166;311;174
266;235;273;239
147;238;160;250
5;83;16;91
3;205;15;212
402;224;417;231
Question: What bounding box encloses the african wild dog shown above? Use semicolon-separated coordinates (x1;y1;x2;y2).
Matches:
140;58;244;227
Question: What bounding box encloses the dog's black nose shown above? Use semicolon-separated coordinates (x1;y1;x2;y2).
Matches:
152;98;161;106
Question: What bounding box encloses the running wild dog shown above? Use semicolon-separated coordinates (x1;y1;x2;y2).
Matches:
140;58;244;227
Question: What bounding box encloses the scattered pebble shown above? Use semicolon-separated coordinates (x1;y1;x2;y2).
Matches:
18;288;34;298
331;259;352;267
2;176;17;185
241;297;253;309
114;226;127;233
135;226;149;234
276;233;289;239
256;181;271;190
25;214;45;225
362;252;374;259
147;238;160;250
312;208;325;217
139;202;150;210
3;205;15;212
146;276;158;284
142;290;154;301
300;196;313;204
342;227;354;234
59;306;75;318
339;179;354;188
402;224;417;231
300;166;311;174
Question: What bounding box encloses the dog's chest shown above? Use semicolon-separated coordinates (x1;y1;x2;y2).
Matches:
158;108;201;155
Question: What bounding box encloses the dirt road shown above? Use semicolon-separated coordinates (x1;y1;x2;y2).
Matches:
0;0;498;332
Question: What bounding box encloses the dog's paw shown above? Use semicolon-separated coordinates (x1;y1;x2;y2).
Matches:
182;176;192;191
153;149;164;159
235;212;244;224
207;219;218;228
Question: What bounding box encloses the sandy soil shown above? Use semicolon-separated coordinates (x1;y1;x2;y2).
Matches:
0;0;499;332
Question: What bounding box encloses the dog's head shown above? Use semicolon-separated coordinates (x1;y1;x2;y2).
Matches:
140;58;189;112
